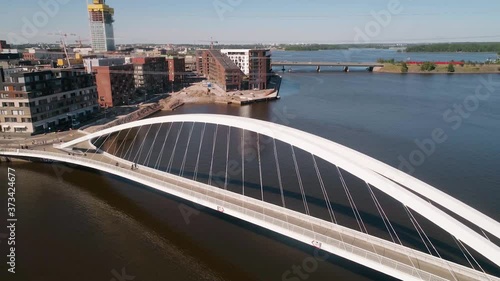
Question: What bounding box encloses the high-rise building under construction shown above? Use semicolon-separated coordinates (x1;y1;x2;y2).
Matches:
88;0;115;52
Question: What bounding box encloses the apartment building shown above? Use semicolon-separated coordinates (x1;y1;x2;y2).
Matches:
166;56;185;84
94;64;135;108
221;49;272;90
196;50;244;91
0;69;98;134
132;57;168;94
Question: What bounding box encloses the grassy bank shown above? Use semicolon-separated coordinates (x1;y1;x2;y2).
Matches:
377;63;500;74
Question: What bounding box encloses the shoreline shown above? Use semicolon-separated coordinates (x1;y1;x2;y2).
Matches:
160;76;282;111
375;63;500;75
376;70;500;75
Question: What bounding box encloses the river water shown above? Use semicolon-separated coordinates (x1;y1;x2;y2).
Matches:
1;50;499;281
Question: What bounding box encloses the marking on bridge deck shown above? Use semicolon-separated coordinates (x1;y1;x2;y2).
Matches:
312;240;322;249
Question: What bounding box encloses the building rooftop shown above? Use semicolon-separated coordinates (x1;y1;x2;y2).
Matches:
207;50;241;71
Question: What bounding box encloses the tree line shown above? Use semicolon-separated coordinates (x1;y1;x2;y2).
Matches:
405;43;500;53
281;44;396;51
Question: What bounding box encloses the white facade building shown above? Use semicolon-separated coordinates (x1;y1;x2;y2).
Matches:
83;57;126;73
221;49;251;75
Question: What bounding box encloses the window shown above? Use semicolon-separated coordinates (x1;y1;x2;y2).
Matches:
5;117;17;122
0;110;7;115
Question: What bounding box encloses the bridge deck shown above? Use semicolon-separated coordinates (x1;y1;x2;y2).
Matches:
2;148;498;281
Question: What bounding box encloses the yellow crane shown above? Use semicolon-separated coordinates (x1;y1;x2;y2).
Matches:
47;32;76;67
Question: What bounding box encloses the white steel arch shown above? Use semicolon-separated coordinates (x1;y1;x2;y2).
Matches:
60;114;500;266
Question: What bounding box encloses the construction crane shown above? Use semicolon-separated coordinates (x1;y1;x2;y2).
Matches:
47;32;76;67
198;37;218;49
75;36;90;48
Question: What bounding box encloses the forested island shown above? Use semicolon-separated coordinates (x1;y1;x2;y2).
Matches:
279;44;398;51
276;42;500;53
405;42;500;53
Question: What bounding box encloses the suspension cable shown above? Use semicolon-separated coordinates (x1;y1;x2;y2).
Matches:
456;238;490;279
291;145;310;215
257;133;264;201
224;127;231;190
405;207;460;281
273;139;286;208
193;123;206;181
143;123;163;166
154;123;173;171
366;183;425;280
366;183;395;243
90;133;112;160
115;128;132;159
336;167;367;233
404;206;433;255
208;124;219;186
101;130;123;164
180;123;195;177
122;126;143;161
480;229;491;242
167;122;184;173
312;155;337;224
132;124;153;165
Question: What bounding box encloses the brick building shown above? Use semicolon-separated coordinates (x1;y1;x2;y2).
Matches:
132;57;168;94
221;49;271;90
166;56;185;84
94;64;135;108
196;50;244;91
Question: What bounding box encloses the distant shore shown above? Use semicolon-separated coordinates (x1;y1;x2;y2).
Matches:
375;63;500;74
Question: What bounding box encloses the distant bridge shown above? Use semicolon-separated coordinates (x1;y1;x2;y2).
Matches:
1;114;499;281
271;61;384;72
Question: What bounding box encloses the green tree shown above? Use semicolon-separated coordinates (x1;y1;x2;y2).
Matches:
447;63;455;73
420;62;436;71
401;62;409;73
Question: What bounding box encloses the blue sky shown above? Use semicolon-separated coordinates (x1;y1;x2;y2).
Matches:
1;0;499;44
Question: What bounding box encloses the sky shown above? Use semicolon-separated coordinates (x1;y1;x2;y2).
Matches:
0;0;499;45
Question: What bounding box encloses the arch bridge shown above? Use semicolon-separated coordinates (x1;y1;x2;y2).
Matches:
1;114;499;281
